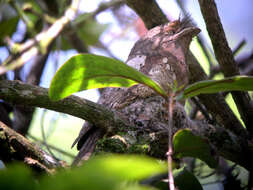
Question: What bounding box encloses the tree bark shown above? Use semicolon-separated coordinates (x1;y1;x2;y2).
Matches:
198;0;253;134
0;121;60;173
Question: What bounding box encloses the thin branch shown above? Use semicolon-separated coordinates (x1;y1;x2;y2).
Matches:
92;0;125;19
9;0;36;36
233;39;246;57
0;0;80;74
12;42;53;135
63;0;125;55
0;121;60;173
26;43;52;85
28;134;75;159
198;0;253;134
40;109;59;160
167;94;175;190
191;97;214;124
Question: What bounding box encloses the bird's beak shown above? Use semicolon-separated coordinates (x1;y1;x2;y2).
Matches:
174;27;201;40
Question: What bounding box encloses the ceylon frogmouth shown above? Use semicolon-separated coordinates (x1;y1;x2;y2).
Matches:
72;17;200;165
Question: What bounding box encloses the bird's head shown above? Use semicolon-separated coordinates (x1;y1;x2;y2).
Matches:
126;16;200;93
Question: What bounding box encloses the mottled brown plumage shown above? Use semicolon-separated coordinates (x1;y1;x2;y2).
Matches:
72;17;200;165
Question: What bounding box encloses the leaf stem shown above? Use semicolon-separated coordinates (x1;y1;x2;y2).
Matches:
167;93;175;190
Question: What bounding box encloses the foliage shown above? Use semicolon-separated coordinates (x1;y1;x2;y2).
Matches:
60;15;108;50
49;54;167;101
173;129;217;168
1;154;206;190
0;164;37;190
0;154;166;190
49;53;253;188
177;75;253;100
48;50;253;188
1;0;252;189
0;16;19;46
49;54;253;102
173;168;203;190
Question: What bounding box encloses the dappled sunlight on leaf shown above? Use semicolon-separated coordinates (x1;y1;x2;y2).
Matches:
49;54;167;101
40;154;166;190
82;154;167;181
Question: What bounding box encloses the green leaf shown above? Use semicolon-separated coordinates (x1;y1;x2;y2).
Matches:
78;19;108;45
59;16;108;50
40;154;166;190
0;164;37;190
174;168;203;190
0;17;19;46
177;75;253;100
173;129;217;168
84;154;167;180
49;54;167;101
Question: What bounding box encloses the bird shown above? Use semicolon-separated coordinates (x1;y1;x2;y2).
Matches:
71;16;200;166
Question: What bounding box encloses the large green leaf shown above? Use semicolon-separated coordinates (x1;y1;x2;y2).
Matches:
41;154;166;190
82;154;167;180
173;129;217;168
174;168;203;190
2;155;162;190
177;75;253;100
49;54;167;101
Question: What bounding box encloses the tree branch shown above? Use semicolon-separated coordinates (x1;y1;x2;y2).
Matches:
0;79;253;170
126;0;168;29
198;0;253;134
0;121;60;173
0;80;134;134
0;0;80;74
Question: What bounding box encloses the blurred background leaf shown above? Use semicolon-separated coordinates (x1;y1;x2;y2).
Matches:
173;129;218;168
0;164;37;190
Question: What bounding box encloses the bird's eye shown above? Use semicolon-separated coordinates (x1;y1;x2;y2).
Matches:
164;20;181;34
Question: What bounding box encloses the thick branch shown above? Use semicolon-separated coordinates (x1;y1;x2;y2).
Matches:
126;0;168;29
0;121;59;173
125;0;247;139
0;80;133;133
198;0;253;133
